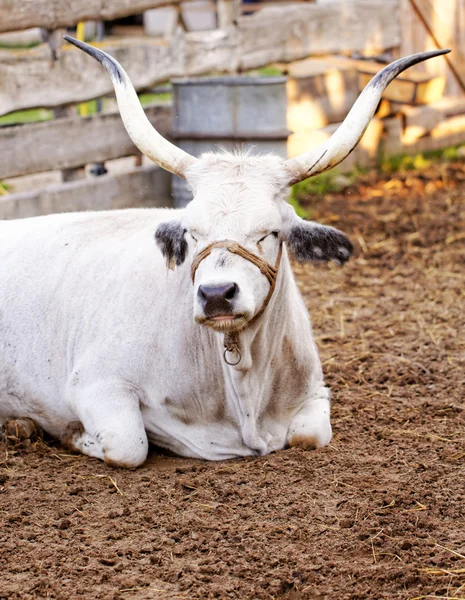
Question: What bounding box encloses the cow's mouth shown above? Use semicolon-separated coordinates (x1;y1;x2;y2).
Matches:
196;313;248;333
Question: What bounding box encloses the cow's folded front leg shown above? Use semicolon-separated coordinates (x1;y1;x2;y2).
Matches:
3;417;42;444
287;386;332;450
61;421;105;461
64;382;149;468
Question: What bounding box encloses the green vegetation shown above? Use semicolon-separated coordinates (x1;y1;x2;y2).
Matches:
0;90;172;127
140;90;172;104
0;181;10;195
289;170;353;218
0;41;40;49
380;152;432;173
255;66;284;77
379;144;463;173
289;143;465;219
289;167;366;205
0;108;54;126
288;187;312;219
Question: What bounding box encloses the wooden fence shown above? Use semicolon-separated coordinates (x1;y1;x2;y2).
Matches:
0;0;464;219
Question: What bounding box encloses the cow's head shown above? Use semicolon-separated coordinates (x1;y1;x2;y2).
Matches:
154;153;353;332
65;37;448;332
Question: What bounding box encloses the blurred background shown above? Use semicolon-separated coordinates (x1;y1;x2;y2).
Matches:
0;0;464;216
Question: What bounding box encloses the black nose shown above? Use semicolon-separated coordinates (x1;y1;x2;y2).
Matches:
198;283;239;316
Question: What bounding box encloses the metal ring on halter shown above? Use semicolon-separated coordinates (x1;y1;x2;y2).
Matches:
223;347;242;366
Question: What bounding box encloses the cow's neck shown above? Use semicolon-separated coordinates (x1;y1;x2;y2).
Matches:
218;248;312;453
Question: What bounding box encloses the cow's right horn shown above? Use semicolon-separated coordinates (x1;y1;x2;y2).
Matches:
284;49;451;185
64;36;197;179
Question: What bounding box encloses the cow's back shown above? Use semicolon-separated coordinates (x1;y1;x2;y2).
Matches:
0;208;183;435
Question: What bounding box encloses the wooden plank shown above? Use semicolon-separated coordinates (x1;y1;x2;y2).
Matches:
217;0;241;29
407;128;465;153
409;0;465;94
0;1;400;116
238;1;400;70
401;96;465;143
286;59;360;130
0;103;172;180
356;59;441;83
287;118;383;170
0;0;193;34
0;165;172;220
400;114;465;153
359;71;445;104
382;116;404;155
399;0;460;97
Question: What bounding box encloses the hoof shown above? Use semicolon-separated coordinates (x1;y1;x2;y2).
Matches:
288;434;319;450
61;421;84;452
3;418;42;446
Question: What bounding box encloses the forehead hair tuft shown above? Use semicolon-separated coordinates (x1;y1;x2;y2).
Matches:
185;150;290;193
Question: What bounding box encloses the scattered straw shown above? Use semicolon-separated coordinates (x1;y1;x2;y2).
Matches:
422;567;465;576
436;544;465;561
76;474;125;496
405;502;428;512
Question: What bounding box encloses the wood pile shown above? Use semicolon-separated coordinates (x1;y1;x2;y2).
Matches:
282;52;465;168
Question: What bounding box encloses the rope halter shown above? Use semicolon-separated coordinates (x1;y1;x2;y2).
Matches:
191;240;283;365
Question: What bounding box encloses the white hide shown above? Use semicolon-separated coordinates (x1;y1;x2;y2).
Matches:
0;153;332;466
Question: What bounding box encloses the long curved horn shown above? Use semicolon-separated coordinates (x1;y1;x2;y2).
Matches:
64;36;197;179
284;49;451;185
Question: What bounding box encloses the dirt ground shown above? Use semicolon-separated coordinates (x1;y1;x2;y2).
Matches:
1;160;464;600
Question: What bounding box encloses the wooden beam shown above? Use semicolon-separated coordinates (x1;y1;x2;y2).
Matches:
217;0;241;29
0;0;193;34
0;103;172;180
358;71;445;104
409;0;465;94
238;1;400;70
0;1;400;116
286;58;360;130
0;165;172;220
288;118;384;170
400;95;465;142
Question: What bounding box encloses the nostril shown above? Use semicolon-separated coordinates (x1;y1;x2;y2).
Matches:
198;285;207;301
224;283;238;301
197;283;239;309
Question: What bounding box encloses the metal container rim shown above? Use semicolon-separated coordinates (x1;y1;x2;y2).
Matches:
171;76;287;86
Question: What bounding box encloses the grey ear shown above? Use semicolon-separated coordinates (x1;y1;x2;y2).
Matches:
286;221;353;264
155;221;188;269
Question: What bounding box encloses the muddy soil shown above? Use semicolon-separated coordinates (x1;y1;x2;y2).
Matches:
1;161;464;600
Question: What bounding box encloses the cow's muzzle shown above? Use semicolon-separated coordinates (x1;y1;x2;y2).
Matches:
191;240;283;365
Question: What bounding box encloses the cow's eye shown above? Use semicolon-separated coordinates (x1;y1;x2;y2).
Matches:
258;231;279;243
189;232;198;242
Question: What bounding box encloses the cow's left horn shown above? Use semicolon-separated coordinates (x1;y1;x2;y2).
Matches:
284;49;451;185
64;36;197;179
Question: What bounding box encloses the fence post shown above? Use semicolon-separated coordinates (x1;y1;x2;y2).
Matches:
217;0;241;28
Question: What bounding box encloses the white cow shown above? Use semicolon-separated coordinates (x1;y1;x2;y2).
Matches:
0;39;448;467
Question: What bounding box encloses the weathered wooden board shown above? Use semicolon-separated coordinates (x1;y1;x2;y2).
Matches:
238;1;400;70
0;165;172;220
401;96;465;142
0;34;186;116
0;0;193;34
287;118;384;170
409;0;465;94
358;70;445;104
400;113;465;154
286;59;360;130
0;103;172;180
0;1;400;116
401;0;465;97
